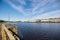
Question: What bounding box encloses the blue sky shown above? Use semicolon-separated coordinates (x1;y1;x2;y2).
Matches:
0;0;60;21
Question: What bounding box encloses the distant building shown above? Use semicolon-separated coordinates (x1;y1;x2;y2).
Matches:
21;18;60;23
41;18;60;23
41;19;48;21
27;20;37;22
48;18;60;22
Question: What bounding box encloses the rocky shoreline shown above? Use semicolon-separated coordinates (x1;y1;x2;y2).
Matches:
0;30;2;40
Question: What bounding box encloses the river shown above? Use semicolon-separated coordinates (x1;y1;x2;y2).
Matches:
17;22;60;40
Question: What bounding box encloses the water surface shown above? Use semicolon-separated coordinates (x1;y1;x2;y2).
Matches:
17;22;60;40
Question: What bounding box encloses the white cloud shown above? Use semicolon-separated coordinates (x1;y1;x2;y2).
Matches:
5;0;27;15
33;10;60;19
32;0;48;11
4;0;60;18
17;0;26;5
31;0;57;14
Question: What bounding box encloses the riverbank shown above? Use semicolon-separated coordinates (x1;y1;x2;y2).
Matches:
0;30;2;40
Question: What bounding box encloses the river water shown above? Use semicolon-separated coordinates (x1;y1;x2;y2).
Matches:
17;22;60;40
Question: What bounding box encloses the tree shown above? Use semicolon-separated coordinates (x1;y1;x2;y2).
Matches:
0;20;5;22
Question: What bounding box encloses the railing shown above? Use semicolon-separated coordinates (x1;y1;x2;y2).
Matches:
1;23;20;40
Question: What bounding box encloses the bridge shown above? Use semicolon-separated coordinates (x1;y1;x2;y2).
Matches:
1;23;20;40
